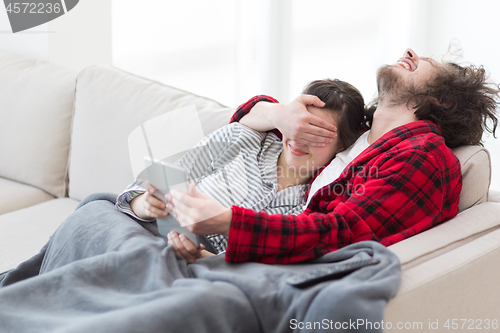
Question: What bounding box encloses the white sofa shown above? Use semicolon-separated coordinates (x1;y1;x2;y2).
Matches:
1;51;499;330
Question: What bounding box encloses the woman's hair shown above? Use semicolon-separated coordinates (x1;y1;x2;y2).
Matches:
366;63;499;148
303;79;365;151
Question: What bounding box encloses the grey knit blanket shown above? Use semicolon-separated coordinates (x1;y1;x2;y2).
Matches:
0;193;401;333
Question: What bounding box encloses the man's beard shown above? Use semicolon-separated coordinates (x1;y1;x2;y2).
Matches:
376;65;419;106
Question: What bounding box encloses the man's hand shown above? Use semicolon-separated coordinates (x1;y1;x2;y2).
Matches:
167;230;214;264
271;94;337;146
167;184;232;236
130;189;169;220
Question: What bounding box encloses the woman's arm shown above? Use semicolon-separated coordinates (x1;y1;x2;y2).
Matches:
119;123;263;222
116;184;170;221
176;122;266;184
130;189;170;220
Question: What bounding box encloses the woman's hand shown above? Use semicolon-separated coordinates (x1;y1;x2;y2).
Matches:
130;189;169;220
167;184;232;236
270;94;337;146
168;231;214;264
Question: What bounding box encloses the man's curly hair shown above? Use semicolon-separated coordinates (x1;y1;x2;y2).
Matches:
366;63;499;148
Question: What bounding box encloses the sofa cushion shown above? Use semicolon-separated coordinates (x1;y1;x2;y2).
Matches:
0;198;80;273
0;177;54;215
0;51;77;197
452;145;491;212
68;65;234;201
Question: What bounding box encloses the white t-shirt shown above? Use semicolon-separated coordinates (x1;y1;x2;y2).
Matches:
304;131;370;207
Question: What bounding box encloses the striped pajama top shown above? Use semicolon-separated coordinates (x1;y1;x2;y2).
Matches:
116;122;308;254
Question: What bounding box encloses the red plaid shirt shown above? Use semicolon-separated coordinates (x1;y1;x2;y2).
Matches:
226;95;462;264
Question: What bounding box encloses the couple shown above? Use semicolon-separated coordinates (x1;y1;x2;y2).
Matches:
118;48;499;264
2;46;498;333
117;78;365;260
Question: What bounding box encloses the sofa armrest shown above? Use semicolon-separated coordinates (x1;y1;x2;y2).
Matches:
388;201;500;269
489;189;500;203
385;226;500;323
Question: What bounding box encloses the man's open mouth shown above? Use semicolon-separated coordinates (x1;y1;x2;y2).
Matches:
396;58;415;71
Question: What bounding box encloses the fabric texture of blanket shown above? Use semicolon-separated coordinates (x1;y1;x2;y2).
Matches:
0;193;401;333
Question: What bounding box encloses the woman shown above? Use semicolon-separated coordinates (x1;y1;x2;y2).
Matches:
116;79;365;262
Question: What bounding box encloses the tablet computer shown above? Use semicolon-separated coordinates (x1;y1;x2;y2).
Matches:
137;157;200;248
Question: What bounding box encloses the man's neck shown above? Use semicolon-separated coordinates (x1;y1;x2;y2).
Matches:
367;100;419;145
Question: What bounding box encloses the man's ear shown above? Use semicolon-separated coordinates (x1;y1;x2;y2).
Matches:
429;96;452;109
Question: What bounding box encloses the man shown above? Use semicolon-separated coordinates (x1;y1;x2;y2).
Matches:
168;48;499;264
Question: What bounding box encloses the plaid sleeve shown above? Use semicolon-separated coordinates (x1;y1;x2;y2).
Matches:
229;95;282;139
225;148;461;264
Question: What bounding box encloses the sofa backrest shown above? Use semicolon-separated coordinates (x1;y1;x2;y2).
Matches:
68;65;234;201
452;145;491;213
0;51;77;197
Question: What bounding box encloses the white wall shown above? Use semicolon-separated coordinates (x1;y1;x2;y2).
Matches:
0;0;111;71
48;0;112;71
424;0;500;191
0;7;48;59
112;0;236;106
426;0;500;83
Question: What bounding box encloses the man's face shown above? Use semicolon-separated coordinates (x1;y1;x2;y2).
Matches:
376;48;442;103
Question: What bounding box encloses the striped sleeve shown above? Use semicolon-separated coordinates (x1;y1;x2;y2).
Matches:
177;123;266;184
115;182;155;222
